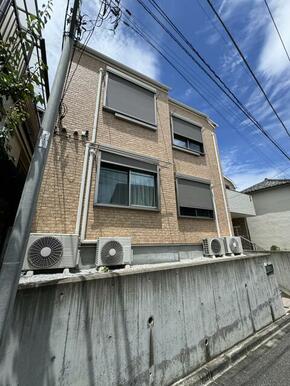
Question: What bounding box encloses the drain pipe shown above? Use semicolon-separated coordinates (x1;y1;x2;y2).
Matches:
211;131;233;236
75;142;90;235
79;67;103;243
211;184;220;237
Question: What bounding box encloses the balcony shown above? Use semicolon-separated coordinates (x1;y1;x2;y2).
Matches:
226;189;256;218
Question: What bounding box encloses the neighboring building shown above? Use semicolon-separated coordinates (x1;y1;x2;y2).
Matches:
243;179;290;250
0;0;49;256
224;176;256;243
32;44;232;266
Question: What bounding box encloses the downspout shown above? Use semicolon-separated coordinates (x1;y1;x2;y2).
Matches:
75;142;90;235
211;184;220;237
79;67;103;244
211;131;233;236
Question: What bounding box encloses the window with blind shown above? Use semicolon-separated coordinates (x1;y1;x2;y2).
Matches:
172;115;204;154
105;71;156;127
95;151;159;210
176;177;214;218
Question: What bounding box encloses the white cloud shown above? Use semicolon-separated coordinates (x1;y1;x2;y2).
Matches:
221;146;290;191
41;0;159;84
258;0;290;78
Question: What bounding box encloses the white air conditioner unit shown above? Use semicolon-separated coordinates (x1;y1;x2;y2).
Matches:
203;237;225;257
223;236;243;255
96;237;132;267
23;234;79;271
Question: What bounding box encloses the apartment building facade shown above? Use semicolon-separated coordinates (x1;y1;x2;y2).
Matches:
32;45;232;266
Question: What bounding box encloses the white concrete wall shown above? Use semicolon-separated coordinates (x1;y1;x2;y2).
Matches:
227;190;256;217
247;211;290;250
247;186;290;250
0;255;284;386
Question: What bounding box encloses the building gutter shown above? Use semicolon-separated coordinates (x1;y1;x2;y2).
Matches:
75;67;103;244
211;184;221;237
211;132;233;236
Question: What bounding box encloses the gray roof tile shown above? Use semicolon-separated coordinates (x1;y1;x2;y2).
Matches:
242;178;290;193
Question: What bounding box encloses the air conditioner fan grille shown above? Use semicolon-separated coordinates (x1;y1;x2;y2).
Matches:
211;239;221;254
28;236;63;268
100;240;123;265
229;238;240;254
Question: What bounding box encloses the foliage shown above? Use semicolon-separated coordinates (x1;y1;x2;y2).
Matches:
270;245;280;251
0;1;53;160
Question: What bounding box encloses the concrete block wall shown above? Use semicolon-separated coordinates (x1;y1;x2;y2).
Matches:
32;47;232;245
0;255;284;386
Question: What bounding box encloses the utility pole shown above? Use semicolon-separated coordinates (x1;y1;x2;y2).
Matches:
0;0;81;346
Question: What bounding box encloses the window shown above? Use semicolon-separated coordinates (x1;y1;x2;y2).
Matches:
105;71;156;127
176;177;214;219
95;151;159;209
172;115;204;154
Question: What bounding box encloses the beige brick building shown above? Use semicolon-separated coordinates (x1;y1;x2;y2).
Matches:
32;45;232;266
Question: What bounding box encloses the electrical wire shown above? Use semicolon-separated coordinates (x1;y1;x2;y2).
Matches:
263;0;290;64
122;15;290;178
62;0;122;101
134;0;290;161
206;0;290;136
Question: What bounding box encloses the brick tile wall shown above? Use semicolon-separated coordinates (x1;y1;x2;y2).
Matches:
32;49;232;244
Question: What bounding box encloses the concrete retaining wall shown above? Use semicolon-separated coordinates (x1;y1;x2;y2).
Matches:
268;252;290;293
0;255;285;386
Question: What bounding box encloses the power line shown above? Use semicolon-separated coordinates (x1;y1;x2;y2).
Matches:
134;0;290;162
62;0;122;99
263;0;290;63
206;0;290;137
122;14;289;177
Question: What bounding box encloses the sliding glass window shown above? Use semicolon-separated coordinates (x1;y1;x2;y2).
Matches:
95;151;159;210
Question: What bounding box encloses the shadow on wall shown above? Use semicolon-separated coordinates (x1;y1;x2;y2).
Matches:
102;112;159;144
0;286;58;386
41;135;82;233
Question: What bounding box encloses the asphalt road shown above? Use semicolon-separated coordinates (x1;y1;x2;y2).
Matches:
209;322;290;386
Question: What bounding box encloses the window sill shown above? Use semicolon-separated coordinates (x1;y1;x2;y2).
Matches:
94;203;160;212
172;145;204;157
178;214;214;220
103;106;157;131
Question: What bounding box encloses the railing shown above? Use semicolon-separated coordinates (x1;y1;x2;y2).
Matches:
0;0;49;105
240;236;266;252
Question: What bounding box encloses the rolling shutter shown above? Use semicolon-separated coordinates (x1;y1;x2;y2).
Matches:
177;178;213;210
172;116;203;143
106;72;156;125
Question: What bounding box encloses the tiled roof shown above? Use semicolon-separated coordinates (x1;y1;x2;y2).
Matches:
242;178;290;194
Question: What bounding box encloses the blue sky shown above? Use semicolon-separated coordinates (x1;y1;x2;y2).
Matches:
42;0;290;190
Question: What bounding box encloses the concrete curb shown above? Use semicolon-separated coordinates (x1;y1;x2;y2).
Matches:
172;313;290;386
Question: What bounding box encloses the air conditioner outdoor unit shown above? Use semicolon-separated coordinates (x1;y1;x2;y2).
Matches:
223;236;243;255
96;237;132;267
23;233;79;271
203;237;225;257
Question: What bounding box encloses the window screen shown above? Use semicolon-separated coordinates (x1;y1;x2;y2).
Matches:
177;178;213;218
106;72;156;126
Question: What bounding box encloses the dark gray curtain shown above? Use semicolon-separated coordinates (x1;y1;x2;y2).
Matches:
98;167;129;206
